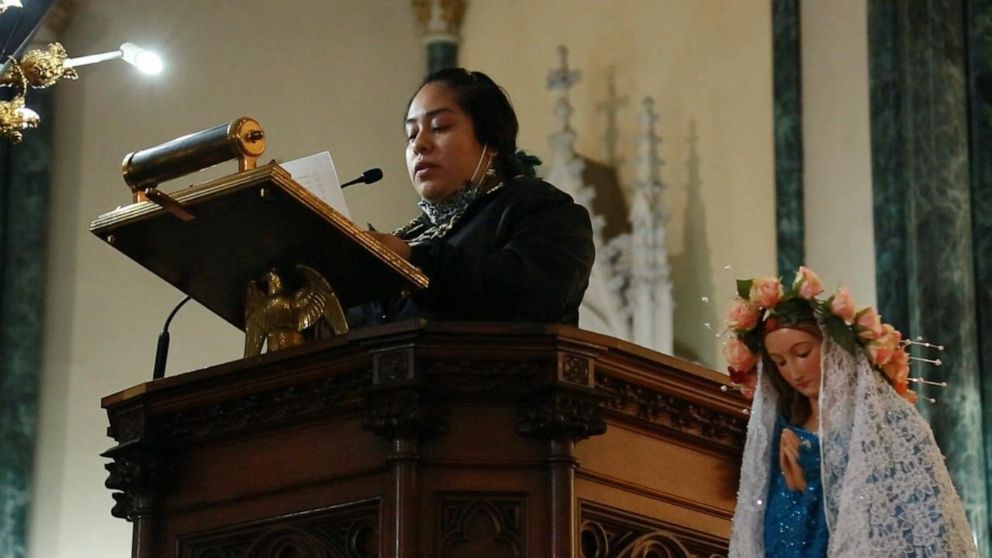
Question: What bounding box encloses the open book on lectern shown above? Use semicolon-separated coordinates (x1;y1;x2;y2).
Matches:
89;147;427;347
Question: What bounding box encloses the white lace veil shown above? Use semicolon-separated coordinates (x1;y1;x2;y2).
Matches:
728;348;777;557
729;333;977;557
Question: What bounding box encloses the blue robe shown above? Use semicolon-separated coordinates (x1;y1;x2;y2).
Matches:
763;417;829;557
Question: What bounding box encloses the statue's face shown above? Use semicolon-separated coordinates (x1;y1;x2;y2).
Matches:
764;327;822;400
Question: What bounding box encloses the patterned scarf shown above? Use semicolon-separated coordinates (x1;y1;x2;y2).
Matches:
393;179;505;245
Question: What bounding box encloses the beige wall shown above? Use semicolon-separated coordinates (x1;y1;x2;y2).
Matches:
801;0;877;305
460;1;777;364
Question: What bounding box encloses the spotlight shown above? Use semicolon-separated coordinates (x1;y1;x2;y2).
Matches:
66;43;164;75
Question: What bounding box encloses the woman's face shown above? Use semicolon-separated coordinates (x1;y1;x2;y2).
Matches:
764;327;823;400
405;82;487;202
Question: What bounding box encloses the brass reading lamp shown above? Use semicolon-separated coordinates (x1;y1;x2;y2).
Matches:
121;116;267;220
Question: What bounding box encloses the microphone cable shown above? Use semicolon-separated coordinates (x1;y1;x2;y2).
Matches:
152;295;192;380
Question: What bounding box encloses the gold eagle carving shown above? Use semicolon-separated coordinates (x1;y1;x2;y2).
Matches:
244;265;348;357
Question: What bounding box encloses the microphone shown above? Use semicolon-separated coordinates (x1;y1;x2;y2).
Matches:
152;295;192;380
340;168;383;188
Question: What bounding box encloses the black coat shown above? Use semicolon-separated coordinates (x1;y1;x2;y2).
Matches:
352;177;594;326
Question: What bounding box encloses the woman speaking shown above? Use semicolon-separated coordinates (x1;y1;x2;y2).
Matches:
357;68;595;325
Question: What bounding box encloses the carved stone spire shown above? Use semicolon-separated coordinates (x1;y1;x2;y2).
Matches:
547;46;581;157
634;97;664;190
596;66;627;170
628;97;673;354
543;46;631;342
546;45;592;207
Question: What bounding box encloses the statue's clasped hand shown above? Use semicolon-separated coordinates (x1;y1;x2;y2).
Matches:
779;428;807;492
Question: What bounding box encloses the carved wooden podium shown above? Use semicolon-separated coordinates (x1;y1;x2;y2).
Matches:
101;321;747;558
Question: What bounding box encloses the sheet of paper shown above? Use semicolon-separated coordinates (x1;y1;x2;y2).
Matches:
280;151;350;220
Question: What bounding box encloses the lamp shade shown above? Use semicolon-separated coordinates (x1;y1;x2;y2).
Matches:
120;42;163;75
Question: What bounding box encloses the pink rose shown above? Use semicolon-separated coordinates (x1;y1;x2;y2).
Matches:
868;341;896;366
878;323;903;345
893;361;909;387
855;307;884;340
749;277;784;308
727;298;760;331
830;287;856;324
723;337;758;373
882;349;910;392
794;266;824;299
870;323;906;368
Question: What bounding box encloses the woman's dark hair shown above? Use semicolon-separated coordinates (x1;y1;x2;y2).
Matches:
761;304;822;427
408;68;523;179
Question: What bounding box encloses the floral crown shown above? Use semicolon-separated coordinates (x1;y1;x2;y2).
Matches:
722;266;919;404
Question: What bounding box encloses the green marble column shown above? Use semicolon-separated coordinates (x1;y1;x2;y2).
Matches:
867;0;910;335
772;0;804;276
0;88;53;558
413;0;463;75
869;0;989;551
967;0;992;546
427;40;457;74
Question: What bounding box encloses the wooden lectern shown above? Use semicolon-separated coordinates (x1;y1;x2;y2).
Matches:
92;144;746;557
101;321;746;558
89;163;428;332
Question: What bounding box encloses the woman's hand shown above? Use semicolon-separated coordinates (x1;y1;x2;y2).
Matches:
779;428;807;492
368;231;411;261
